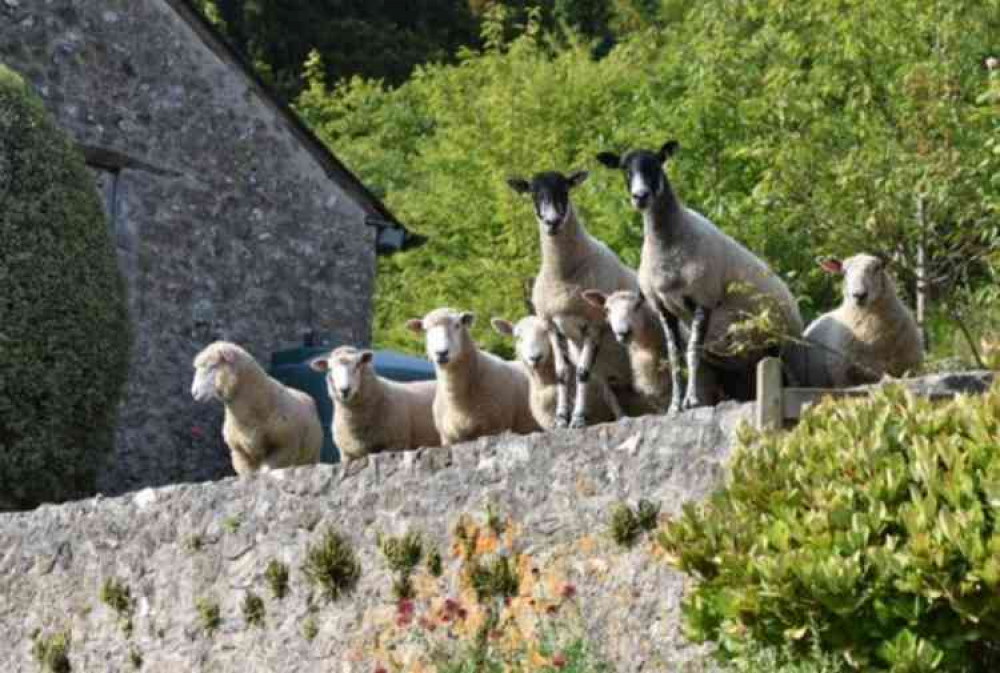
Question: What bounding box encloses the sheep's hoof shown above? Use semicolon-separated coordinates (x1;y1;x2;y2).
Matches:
552;414;570;429
681;396;706;410
569;414;588;429
668;401;683;415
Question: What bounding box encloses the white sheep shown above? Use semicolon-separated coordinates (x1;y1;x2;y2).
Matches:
582;289;721;410
597;142;804;410
191;341;322;474
309;346;441;460
506;170;635;428
795;254;923;387
491;315;618;428
405;308;540;445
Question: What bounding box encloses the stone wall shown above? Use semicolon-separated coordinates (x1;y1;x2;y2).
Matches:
0;0;379;495
0;403;752;673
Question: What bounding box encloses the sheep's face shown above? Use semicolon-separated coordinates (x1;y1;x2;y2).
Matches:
310;347;373;403
604;292;646;346
823;254;889;308
407;309;475;367
506;171;588;236
596;141;679;212
493;316;552;370
191;342;244;403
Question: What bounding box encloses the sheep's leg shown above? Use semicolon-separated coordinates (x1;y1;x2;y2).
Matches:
570;330;601;428
655;305;685;414
549;328;573;428
599;380;625;420
682;305;712;410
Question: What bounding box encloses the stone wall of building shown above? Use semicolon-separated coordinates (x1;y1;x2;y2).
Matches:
0;0;379;495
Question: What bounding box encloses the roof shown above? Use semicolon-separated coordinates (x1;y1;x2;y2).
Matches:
166;0;423;254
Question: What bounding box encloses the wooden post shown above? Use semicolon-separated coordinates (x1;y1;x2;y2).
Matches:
915;194;928;350
756;357;783;431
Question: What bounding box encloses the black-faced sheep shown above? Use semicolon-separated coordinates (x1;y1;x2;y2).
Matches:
191;341;322;474
309;346;441;460
506;170;635;428
406;308;540;445
596;141;804;410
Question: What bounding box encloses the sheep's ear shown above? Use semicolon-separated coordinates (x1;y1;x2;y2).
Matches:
873;253;889;270
634;292;646;306
460;312;476;327
491;318;514;336
581;289;608;309
506;177;532;195
309;357;330;373
658;140;680;163
567;170;589;189
405;318;425;334
820;258;844;275
359;350;374;365
595;152;621;169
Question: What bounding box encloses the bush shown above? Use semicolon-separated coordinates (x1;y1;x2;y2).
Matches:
302;526;361;602
0;64;131;509
659;385;1000;671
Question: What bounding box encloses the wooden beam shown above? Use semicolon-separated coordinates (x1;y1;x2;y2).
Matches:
756;357;784;431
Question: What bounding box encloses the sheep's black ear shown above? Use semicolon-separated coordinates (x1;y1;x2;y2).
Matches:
595;152;622;169
359;350;374;364
581;289;608;308
491;318;514;336
873;253;889;270
658;140;680;163
819;258;844;275
506;177;532;194
405;318;425;334
567;170;589;189
634;292;646;307
309;357;330;373
460;312;476;327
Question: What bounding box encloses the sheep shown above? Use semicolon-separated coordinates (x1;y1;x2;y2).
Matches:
405;308;540;445
596;141;804;411
506;170;636;428
582;289;721;410
491;315;618;428
794;254;923;387
190;341;322;474
308;346;441;461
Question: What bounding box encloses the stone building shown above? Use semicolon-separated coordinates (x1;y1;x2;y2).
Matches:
0;0;417;495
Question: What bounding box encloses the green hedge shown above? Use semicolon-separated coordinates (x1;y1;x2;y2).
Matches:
660;384;1000;672
0;64;131;509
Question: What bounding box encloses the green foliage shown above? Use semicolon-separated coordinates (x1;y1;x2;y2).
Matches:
265;559;289;600
31;629;71;673
469;555;521;602
241;590;265;628
427;548;444;577
392;574;416;602
297;1;1000;360
195;597;221;636
302;527;361;602
609;500;658;548
128;648;142;670
0;64;132;510
378;530;424;575
302;615;319;642
100;577;135;637
659;385;1000;671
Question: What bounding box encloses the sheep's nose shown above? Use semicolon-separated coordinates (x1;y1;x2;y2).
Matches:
527;354;542;367
631;189;650;208
543;218;561;235
434;350;450;364
615;329;632;344
338;386;352;399
852;291;869;305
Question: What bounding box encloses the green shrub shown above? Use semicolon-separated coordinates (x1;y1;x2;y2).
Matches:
99;577;135;637
265;559;289;600
302;527;361;602
378;531;424;575
659;385;1000;672
0;64;131;509
242;590;265;628
195;597;221;636
31;629;72;673
469;555;520;602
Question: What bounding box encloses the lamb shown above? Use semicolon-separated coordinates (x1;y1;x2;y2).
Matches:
190;341;322;474
794;254;923;387
309;346;441;461
491;315;617;428
405;308;541;445
582;289;721;410
596;141;804;411
506;170;636;428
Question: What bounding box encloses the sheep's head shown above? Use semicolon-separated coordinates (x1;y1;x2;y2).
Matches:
191;341;250;403
309;346;373;404
596;140;678;212
506;170;588;237
492;316;553;370
406;308;475;367
821;254;891;308
584;290;646;346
